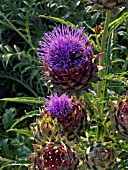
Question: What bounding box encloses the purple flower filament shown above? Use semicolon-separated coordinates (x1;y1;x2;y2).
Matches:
46;94;72;117
38;25;93;73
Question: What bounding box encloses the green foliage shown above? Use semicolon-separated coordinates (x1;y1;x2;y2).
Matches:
2;108;17;130
1;97;45;104
0;0;128;169
0;107;38;169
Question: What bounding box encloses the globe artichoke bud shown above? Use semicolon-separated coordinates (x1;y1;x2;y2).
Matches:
86;0;127;8
30;112;59;143
29;141;78;170
109;96;128;138
38;25;101;93
45;93;88;139
86;143;117;170
29;112;78;169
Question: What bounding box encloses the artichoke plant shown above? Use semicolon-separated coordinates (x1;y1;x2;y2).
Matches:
45;93;87;139
109;96;128;138
38;25;101;93
87;0;127;8
86;143;117;170
29;113;78;170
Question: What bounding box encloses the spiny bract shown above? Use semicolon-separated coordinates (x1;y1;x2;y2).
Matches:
29;142;77;170
86;143;117;170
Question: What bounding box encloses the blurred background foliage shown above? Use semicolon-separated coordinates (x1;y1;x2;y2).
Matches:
0;0;128;169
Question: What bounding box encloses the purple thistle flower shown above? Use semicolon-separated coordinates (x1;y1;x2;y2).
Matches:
38;25;93;72
38;25;101;92
46;93;72;117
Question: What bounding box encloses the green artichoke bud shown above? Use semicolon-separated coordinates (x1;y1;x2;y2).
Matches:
29;111;78;169
86;0;127;8
86;143;117;170
109;96;128;139
29;141;78;170
30;112;59;143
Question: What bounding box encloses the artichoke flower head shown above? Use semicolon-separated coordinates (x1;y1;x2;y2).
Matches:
38;25;101;93
46;93;87;140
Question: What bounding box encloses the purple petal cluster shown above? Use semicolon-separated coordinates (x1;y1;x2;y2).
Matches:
38;25;93;72
46;93;72;117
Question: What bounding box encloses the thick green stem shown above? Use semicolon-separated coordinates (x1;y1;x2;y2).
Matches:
101;10;111;57
96;34;101;51
83;92;103;120
97;10;111;114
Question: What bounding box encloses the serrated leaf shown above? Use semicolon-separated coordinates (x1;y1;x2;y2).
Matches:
7;129;33;137
39;15;75;27
1;97;44;104
1;139;12;159
2;108;16;130
118;31;128;40
10;110;40;128
0;161;30;170
30;70;39;86
0;156;13;165
90;12;101;26
108;12;128;35
0;74;37;97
